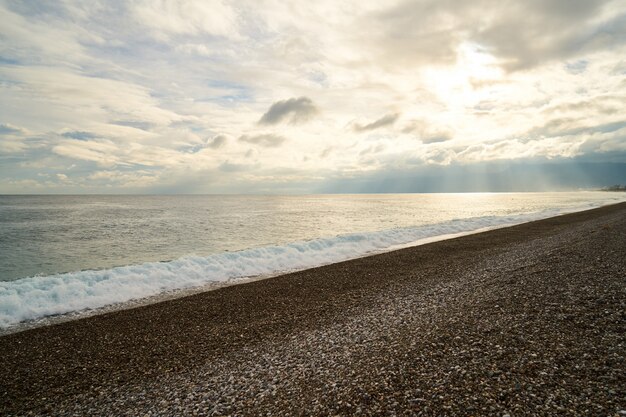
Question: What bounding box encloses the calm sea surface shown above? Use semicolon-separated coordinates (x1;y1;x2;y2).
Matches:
0;192;624;328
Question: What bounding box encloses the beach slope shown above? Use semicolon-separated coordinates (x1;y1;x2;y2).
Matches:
1;203;625;416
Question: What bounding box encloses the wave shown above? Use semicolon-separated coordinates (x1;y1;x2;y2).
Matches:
0;202;611;329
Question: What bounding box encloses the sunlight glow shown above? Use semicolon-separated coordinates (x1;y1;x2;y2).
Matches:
422;43;504;106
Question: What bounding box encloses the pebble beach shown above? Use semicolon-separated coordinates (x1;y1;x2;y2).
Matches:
1;202;625;416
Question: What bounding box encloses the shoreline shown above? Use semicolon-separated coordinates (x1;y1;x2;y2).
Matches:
0;221;506;337
2;199;621;336
1;202;625;415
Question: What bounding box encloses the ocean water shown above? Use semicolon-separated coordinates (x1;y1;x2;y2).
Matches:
1;192;624;329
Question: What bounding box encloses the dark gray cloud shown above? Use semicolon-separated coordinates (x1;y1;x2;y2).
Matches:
258;97;318;125
207;134;228;149
239;133;286;147
354;113;399;132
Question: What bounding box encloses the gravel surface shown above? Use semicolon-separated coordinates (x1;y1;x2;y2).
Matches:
1;203;625;416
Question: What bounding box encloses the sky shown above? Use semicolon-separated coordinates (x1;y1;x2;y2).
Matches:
0;0;625;194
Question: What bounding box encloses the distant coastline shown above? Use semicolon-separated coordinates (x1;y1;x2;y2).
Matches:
601;184;626;191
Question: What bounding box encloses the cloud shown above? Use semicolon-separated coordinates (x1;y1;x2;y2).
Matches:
239;133;286;147
131;0;239;39
471;0;622;71
258;97;319;125
219;161;249;172
320;146;334;158
359;143;386;156
0;141;27;153
207;134;228;149
543;95;623;116
353;113;399;132
1;65;182;132
0;123;30;153
421;134;452;144
0;123;26;135
363;0;622;72
0;2;91;66
61;131;98;140
85;170;160;188
526;116;626;140
565;60;589;75
402;120;453;144
367;2;468;68
52;139;121;167
112;120;156;131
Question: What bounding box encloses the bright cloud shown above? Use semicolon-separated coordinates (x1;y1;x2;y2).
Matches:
0;0;625;193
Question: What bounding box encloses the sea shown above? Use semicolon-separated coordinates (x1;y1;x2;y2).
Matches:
1;192;624;331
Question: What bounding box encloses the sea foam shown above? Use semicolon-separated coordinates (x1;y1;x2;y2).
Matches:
0;204;604;329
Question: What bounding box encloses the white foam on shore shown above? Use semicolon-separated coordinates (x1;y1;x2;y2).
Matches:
0;201;618;330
